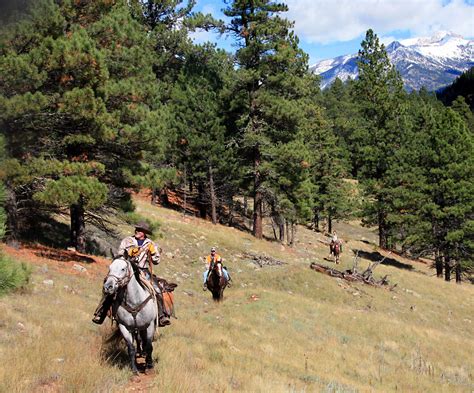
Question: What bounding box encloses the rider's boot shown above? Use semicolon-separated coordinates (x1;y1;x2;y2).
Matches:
92;293;112;324
203;270;210;291
224;268;232;287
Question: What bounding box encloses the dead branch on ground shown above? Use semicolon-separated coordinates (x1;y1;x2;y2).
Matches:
310;250;397;289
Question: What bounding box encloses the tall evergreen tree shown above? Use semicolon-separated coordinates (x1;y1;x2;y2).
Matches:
223;0;311;238
170;44;238;224
0;0;165;251
388;102;474;281
437;66;474;111
353;29;405;248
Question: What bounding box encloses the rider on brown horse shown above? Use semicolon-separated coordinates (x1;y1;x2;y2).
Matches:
92;222;170;326
202;247;230;290
329;230;343;262
329;231;342;256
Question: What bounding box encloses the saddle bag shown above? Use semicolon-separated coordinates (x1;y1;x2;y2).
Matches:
157;278;178;318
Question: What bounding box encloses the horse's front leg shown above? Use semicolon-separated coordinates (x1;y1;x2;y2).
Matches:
119;324;138;374
143;323;156;370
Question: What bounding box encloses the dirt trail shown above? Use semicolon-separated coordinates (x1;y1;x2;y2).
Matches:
126;368;157;392
1;242;164;392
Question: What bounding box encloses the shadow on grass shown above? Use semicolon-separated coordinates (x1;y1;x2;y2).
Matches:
354;249;414;271
17;213;118;259
19;215;70;249
100;326;130;369
32;246;96;264
100;325;159;373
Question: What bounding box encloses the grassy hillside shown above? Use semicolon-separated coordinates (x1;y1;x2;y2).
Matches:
0;198;472;392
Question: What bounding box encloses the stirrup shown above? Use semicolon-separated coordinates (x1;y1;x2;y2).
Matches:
92;315;104;325
159;316;170;326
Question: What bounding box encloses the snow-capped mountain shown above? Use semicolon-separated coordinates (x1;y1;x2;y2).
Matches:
311;32;473;91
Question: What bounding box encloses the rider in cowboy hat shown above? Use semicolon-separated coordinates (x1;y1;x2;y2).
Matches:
92;222;170;326
202;246;231;290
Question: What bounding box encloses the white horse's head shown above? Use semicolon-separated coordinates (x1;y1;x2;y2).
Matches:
103;257;131;295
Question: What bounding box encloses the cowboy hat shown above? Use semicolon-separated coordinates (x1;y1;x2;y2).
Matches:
134;221;152;235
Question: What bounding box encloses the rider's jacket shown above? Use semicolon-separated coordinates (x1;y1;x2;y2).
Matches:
118;236;160;269
205;254;222;266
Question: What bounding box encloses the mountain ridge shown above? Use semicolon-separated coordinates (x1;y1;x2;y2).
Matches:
311;31;473;91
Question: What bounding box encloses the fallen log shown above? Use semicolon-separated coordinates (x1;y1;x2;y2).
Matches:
309;261;396;290
243;252;286;267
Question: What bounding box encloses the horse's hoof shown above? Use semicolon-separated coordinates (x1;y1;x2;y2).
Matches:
145;365;154;374
131;373;140;382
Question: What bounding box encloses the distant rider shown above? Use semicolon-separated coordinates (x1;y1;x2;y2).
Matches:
329;230;343;257
202;247;230;290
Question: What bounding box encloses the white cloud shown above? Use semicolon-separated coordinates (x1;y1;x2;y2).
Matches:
285;0;474;43
189;29;215;44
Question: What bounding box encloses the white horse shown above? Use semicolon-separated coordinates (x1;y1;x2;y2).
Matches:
103;257;158;374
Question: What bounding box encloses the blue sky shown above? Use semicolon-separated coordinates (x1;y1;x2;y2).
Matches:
191;0;474;65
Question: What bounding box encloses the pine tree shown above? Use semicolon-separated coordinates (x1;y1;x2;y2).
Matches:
437;66;474;111
321;78;359;173
0;0;165;251
387;100;474;281
264;137;315;244
352;29;406;248
170;44;237;224
223;0;311;239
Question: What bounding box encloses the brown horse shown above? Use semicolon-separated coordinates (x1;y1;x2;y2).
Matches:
205;262;228;301
330;241;342;264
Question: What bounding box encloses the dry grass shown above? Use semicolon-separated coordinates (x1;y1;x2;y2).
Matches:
0;198;472;392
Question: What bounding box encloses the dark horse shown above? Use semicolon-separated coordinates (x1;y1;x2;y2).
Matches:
205;261;228;301
330;241;341;264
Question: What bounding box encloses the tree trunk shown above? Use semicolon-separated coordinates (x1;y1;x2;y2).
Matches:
327;215;332;234
289;222;295;247
455;262;462;283
444;256;451;282
271;217;278;241
159;187;169;206
435;250;443;277
313;211;320;232
243;195;248;217
279;219;285;243
151;188;157;205
197;182;207;219
378;209;388;249
5;187;19;240
208;164;217;225
253;148;263;239
183;167;187;217
70;196;86;253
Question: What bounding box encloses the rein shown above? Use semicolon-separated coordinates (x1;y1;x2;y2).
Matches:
105;260;132;288
120;293;154;327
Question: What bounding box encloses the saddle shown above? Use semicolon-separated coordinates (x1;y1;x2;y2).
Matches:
109;271;178;321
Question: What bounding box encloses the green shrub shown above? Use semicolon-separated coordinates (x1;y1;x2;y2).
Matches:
0;256;31;295
119;212;161;236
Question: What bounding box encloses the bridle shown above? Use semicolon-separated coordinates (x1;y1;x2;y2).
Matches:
105;258;132;291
